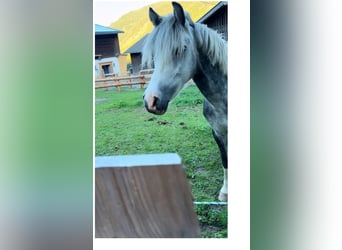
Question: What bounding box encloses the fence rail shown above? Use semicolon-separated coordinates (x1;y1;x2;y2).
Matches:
95;69;154;91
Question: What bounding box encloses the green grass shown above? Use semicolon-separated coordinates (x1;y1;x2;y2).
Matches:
95;85;227;238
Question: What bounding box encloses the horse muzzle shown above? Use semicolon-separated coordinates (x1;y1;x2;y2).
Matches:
143;94;169;115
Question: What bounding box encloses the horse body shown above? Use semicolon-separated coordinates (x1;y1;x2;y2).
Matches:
193;56;227;200
142;2;227;201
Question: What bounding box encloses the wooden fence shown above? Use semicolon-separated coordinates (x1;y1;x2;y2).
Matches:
95;69;154;91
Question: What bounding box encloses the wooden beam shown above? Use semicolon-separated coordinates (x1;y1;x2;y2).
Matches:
95;153;200;238
95;74;147;90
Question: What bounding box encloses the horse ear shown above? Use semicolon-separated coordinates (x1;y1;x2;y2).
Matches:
149;7;161;26
172;2;185;26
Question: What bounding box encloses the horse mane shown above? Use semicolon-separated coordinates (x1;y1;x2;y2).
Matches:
142;12;227;75
193;22;227;75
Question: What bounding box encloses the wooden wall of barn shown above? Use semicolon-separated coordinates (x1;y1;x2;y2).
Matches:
203;7;228;41
130;53;142;75
95;34;121;58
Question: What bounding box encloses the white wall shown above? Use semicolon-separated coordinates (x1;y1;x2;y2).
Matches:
94;57;120;78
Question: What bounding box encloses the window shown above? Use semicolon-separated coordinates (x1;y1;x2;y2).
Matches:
99;62;114;77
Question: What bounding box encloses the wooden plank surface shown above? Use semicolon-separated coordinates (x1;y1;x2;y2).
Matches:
95;153;200;238
95;153;182;168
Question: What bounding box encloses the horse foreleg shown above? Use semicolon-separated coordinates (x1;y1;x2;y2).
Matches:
218;168;227;201
212;130;227;201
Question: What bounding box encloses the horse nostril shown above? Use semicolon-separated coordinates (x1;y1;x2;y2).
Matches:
152;96;159;108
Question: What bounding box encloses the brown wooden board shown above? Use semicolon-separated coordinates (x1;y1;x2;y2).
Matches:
95;154;200;238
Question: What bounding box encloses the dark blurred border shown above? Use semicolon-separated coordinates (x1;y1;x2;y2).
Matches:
251;0;291;249
251;0;342;249
0;1;93;250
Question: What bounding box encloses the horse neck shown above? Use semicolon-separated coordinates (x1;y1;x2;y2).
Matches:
193;56;227;107
192;23;227;106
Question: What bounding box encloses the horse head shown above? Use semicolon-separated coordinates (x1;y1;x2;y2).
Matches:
142;2;197;115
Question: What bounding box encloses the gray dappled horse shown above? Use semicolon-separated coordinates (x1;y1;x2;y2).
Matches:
142;2;227;201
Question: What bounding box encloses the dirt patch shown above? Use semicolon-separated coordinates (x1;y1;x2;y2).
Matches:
157;120;171;125
179;122;187;129
146;117;157;121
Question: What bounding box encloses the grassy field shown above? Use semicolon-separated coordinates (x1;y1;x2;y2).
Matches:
95;85;227;237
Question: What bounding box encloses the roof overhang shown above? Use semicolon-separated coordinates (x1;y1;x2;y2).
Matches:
95;24;124;35
197;1;227;23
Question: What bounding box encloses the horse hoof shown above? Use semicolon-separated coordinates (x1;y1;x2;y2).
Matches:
218;192;227;202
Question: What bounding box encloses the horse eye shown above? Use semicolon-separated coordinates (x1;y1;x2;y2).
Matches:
174;46;187;56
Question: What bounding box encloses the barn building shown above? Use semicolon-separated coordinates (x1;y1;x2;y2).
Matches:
124;34;149;75
95;24;127;78
197;1;228;41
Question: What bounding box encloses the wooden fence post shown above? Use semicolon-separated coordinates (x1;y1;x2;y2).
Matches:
95;153;200;238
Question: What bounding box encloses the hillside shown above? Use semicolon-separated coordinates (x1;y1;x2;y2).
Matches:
109;1;218;55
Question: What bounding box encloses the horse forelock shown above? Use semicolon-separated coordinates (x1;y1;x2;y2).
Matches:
142;13;195;69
